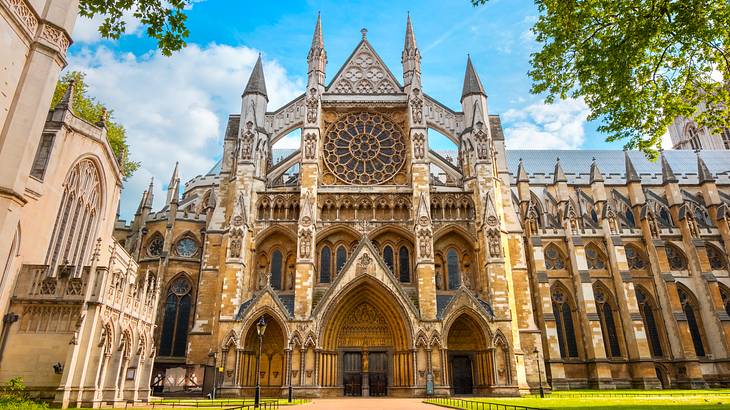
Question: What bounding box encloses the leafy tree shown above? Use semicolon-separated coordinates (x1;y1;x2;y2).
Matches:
473;0;730;157
51;71;140;179
79;0;189;56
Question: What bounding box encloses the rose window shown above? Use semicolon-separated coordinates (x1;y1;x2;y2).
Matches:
323;112;406;185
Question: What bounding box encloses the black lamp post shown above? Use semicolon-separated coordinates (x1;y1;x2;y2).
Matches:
534;347;544;398
287;339;294;403
208;351;217;400
254;316;267;408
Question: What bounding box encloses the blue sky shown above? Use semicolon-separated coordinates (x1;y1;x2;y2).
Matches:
67;0;631;220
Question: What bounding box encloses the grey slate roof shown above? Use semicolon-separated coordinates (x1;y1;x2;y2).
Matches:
436;295;453;320
507;150;730;185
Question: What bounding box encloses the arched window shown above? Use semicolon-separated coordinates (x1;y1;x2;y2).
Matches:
336;245;347;275
625;208;636;228
552;286;579;358
383;245;394;274
625;245;647;270
45;159;101;277
635;287;663;357
687;125;701;150
692;205;711;228
594;285;621;357
720;285;730;318
319;247;331;283
585;244;606;270
160;276;192;357
447;249;460;290
544;244;566;270
658;207;673;228
399;246;410;282
665;244;688;271
706;244;727;271
678;286;706;357
270;250;283;290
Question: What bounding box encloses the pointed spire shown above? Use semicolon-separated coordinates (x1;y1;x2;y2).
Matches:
135;189;148;215
590;157;604;183
624;150;641;183
553;158;567;183
461;55;486;102
417;192;431;221
56;79;75;111
404;12;417;51
697;152;714;183
243;54;268;101
517;158;529;182
144;178;154;209
311;12;324;51
660;151;678;184
166;162;179;204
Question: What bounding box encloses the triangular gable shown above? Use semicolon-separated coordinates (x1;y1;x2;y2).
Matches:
235;285;293;322
327;40;403;95
438;287;495;321
311;236;419;320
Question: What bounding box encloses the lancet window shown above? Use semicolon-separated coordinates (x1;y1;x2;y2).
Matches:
447;249;460;290
678;286;706;357
160;276;192;357
665;244;688;271
552;285;579;358
635;287;664;357
594;284;622;358
319;246;332;283
45;159;101;277
706;244;727;271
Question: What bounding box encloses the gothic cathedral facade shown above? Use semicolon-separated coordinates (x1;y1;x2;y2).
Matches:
116;16;730;397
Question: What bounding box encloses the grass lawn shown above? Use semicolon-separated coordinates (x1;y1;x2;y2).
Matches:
428;390;730;410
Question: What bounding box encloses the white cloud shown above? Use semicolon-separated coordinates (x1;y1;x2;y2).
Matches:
502;97;590;149
660;131;673;150
72;10;143;43
66;44;304;220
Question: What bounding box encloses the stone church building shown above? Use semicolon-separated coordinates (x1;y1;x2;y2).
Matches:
112;15;730;398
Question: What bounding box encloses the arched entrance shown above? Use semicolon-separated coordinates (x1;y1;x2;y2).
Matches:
238;313;287;396
319;280;413;397
446;313;490;395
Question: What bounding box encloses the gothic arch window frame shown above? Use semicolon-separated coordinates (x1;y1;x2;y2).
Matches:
665;243;688;271
624;243;648;271
551;281;580;359
676;283;707;357
585;242;608;271
378;241;413;283
634;285;665;358
45;157;104;277
173;232;200;258
593;281;623;358
145;232;165;258
335;244;348;276
269;247;284;290
544;243;568;271
318;245;332;284
706;242;728;271
687;201;711;228
685;123;702;150
719;283;730;319
159;273;194;357
445;247;461;290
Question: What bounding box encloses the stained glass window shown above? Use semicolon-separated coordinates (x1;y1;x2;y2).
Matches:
176;237;198;257
552;287;578;358
706;245;727;270
270;250;282;290
447;249;460;290
323;112;406;185
625;245;646;270
319;247;331;283
594;287;621;357
383;246;394;274
160;276;192;357
147;235;164;257
678;287;705;357
636;288;663;357
336;245;347;275
399;246;410;282
586;245;606;270
665;244;687;271
545;245;566;270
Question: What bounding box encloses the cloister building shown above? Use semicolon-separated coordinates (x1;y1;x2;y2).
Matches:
112;16;730;397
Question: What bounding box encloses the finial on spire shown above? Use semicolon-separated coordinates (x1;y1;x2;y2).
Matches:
590;157;604;183
57;79;76;111
461;55;486;102
96;107;108;128
361;28;368;39
554;157;567;183
624;150;641;183
660;151;678;184
404;12;417;50
697;151;714;184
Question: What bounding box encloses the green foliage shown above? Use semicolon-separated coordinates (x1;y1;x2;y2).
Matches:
472;0;730;158
50;71;139;179
0;377;48;410
79;0;189;56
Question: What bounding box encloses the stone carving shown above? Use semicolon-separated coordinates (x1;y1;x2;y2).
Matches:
413;133;425;160
329;43;400;95
304;133;317;160
338;302;393;347
410;89;423;124
306;89;319;124
7;0;38;34
240;131;254;160
356;253;372;275
487;229;501;258
40;23;71;54
647;212;659;238
229;229;243;259
417;228;432;259
461;270;471;289
435;270;442;290
475;130;489;160
288;269;295;290
299;229;312;259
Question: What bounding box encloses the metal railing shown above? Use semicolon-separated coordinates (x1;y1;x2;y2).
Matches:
524;391;730;399
145;399;282;409
424;397;543;410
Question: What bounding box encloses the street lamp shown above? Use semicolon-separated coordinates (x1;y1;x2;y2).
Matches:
208;351;218;400
533;347;544;398
254;317;267;408
287;339;294;403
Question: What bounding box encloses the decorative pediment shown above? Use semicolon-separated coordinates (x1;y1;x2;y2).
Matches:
327;40;402;95
439;287;495;322
311;237;419;321
235;285;293;323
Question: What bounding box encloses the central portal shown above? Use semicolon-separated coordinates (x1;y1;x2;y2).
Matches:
342;351;388;397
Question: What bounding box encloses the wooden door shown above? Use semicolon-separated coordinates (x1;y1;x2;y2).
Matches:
368;352;388;396
343;352;362;396
451;355;473;395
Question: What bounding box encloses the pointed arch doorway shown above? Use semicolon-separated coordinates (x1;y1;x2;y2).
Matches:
319;280;413;397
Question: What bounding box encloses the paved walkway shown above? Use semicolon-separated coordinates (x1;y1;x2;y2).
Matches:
298;398;436;409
